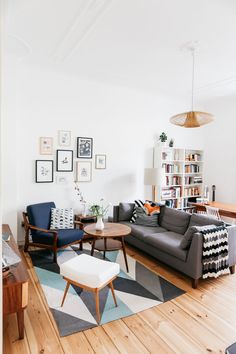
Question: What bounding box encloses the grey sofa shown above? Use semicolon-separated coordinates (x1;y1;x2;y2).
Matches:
113;203;236;288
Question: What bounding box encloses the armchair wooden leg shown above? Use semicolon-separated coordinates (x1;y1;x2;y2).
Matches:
24;229;29;252
53;249;57;263
80;241;83;251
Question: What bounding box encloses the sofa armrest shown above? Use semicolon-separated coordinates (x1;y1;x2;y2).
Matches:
186;232;203;280
227;225;236;266
112;205;120;222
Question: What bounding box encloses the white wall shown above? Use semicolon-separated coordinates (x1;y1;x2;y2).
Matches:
2;64;205;243
201;95;236;204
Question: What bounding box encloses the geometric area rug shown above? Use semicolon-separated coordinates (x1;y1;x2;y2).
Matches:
29;244;185;337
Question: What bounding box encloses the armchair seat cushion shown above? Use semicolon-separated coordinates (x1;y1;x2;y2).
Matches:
32;229;84;247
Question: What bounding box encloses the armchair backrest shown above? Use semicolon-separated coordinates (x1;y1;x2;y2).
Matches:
27;202;56;230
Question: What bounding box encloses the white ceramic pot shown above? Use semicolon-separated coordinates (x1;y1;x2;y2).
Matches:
95;216;104;231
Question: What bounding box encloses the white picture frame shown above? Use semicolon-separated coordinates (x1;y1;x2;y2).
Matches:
58;130;71;146
35;160;53;183
76;161;92;182
95;154;106;169
56;150;73;172
39;137;53;155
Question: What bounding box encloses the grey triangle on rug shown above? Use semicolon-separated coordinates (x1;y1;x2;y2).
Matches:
29;244;185;337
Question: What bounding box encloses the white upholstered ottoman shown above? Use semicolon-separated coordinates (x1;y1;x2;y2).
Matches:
60;254;120;323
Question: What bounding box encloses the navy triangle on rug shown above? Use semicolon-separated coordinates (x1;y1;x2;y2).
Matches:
29;244;185;337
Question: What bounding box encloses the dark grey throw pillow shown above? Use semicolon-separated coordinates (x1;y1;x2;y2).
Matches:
119;203;135;221
180;224;216;249
134;207;158;226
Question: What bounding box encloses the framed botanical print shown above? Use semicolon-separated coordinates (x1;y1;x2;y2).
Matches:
77;137;93;159
76;161;92;182
56;150;73;172
39;137;53;155
58;130;71;146
35;160;53;183
95;154;106;169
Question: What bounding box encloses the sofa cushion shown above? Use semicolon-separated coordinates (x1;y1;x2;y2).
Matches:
120;221;166;241
130;200;145;223
159;207;191;235
188;213;225;228
145;231;188;261
135;206;158;226
119;203;135;221
180;224;215;249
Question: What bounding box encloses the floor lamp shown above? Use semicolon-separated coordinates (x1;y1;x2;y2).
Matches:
144;168;158;202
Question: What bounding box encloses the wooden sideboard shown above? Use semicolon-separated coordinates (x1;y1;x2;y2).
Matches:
2;224;29;339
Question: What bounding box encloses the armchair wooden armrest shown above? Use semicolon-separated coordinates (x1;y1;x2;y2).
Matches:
74;220;84;230
28;224;58;236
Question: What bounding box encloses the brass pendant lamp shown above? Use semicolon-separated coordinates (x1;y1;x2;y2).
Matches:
170;44;214;128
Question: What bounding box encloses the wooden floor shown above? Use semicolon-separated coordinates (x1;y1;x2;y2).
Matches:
3;245;236;354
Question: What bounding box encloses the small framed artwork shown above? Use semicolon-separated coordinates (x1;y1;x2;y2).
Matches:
58;130;71;146
77;137;93;159
76;161;92;182
39;137;53;155
95;154;106;169
56;150;73;172
35;160;53;183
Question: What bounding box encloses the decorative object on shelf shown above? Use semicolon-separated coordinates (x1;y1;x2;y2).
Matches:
159;132;168;145
39;137;53;155
212;185;216;202
89;199;111;230
58;130;71;146
170;41;214;128
77;137;93;158
74;181;87;216
144;168;158;201
95;154;106;169
35;160;53;183
56;149;73;172
169;138;174;147
76;161;92;182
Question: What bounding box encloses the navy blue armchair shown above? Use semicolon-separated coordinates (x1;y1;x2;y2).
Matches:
23;202;84;262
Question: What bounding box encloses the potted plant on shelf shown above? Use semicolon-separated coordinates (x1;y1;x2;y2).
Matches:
159;132;168;146
89;199;111;230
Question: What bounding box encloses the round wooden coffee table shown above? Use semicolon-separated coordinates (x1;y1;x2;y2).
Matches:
84;223;131;272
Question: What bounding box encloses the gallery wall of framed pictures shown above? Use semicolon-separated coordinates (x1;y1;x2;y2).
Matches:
35;131;107;184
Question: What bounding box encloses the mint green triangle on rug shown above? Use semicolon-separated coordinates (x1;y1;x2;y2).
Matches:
100;290;133;325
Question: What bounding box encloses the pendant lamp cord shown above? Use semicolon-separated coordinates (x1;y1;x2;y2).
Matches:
191;47;195;111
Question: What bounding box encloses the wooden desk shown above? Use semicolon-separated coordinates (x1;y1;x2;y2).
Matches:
191;201;236;219
3;224;29;339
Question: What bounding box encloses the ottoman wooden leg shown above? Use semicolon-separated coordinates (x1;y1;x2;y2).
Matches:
108;281;118;307
61;281;70;307
94;289;100;324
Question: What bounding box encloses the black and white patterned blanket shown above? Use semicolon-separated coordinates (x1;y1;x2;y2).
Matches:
202;225;229;279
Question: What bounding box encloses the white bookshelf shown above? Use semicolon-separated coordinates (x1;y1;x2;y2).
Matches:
154;146;204;209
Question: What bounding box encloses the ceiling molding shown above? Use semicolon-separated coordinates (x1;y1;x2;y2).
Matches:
53;0;112;62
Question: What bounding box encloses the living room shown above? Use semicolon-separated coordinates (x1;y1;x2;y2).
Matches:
1;0;236;353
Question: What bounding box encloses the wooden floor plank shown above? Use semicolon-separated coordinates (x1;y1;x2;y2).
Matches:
3;313;30;354
139;306;207;354
158;301;227;353
84;326;120;354
122;313;175;354
60;332;94;354
102;319;149;354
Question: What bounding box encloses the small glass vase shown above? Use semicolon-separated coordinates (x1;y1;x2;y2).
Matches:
95;216;104;231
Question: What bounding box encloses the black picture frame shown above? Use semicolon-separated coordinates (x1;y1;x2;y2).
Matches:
56;149;73;172
77;137;93;159
35;160;54;183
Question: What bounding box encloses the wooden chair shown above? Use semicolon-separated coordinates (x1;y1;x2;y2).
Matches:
205;205;221;220
23;202;84;263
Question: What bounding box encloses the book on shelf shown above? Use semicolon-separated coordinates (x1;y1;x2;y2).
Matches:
184;164;200;173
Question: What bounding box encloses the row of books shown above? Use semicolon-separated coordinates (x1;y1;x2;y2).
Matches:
165;175;182;186
185;153;202;162
184;176;203;184
165;199;182;209
184;164;200;173
184;187;200;196
163;163;180;173
161;187;181;199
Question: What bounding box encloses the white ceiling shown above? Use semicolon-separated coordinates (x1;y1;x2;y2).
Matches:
4;0;236;100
